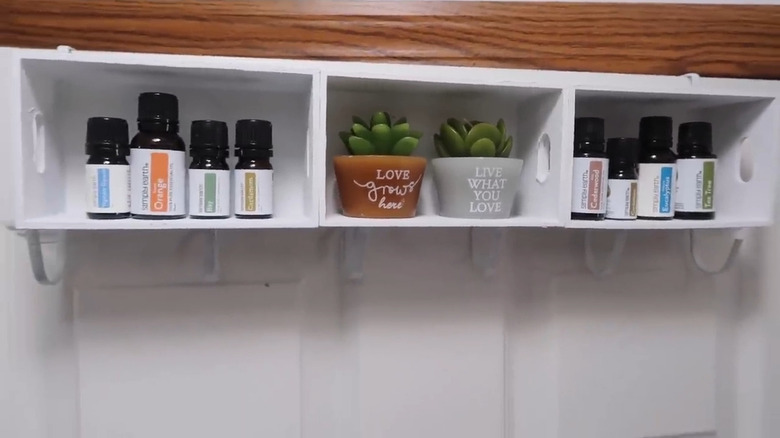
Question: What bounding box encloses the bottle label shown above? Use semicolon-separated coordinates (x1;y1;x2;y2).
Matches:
189;169;230;217
234;169;273;216
675;158;716;213
130;149;186;216
571;157;608;214
637;163;675;218
85;164;130;214
606;179;638;220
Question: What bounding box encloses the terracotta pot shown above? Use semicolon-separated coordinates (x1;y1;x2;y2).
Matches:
334;155;427;218
432;157;524;219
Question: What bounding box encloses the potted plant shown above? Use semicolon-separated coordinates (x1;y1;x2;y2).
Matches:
432;118;524;219
334;112;426;218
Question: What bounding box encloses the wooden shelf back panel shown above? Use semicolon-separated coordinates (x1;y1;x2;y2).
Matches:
4;0;780;78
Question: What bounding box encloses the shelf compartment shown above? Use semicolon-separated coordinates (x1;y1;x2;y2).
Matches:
14;54;319;229
569;89;778;230
322;75;566;227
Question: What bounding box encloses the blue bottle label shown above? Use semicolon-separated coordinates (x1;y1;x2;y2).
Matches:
97;168;110;208
659;166;673;214
86;164;130;214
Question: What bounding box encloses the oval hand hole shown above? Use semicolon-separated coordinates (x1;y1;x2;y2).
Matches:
31;110;46;174
536;133;551;184
739;137;754;183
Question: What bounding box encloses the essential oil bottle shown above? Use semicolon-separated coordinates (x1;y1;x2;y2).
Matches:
85;117;131;219
130;92;187;219
605;137;639;220
637;116;676;220
571;117;608;220
675;122;716;220
234;119;274;219
189;120;231;219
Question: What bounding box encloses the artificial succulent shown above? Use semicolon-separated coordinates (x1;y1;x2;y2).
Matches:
435;118;513;158
339;112;423;156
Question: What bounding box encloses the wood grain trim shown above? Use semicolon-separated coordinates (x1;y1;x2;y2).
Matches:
4;1;780;79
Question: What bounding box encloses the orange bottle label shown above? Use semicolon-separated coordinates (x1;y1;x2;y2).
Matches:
150;152;169;212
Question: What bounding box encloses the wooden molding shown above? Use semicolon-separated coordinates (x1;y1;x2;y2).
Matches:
4;0;780;79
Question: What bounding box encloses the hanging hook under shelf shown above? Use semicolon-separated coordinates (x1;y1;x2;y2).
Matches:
470;227;506;278
178;229;222;283
687;228;745;275
584;229;627;278
340;228;369;282
25;229;66;285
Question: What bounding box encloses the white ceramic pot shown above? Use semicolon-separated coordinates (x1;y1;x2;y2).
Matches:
432;157;524;219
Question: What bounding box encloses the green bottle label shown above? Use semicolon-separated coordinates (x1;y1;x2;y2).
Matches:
702;161;715;210
204;172;217;213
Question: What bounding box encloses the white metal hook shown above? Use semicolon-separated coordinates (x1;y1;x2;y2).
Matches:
340;228;369;282
178;230;221;283
687;228;745;275
25;229;66;285
203;229;220;283
470;227;505;278
584;229;627;277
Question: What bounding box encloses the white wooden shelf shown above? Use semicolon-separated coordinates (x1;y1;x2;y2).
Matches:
2;48;778;231
321;214;560;228
567;218;769;230
23;215;316;230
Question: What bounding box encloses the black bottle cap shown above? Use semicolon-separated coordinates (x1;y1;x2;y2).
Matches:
85;117;129;155
191;120;228;149
607;137;639;166
639;116;673;148
678;121;712;154
235;119;272;150
574;117;605;145
138;92;178;123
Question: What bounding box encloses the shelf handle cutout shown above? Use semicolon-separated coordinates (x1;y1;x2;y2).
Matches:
584;229;627;277
29;109;47;174
536;133;551;183
687;228;745;275
25;229;65;285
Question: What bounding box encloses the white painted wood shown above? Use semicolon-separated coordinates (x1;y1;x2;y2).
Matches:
570;89;779;229
13;50;319;229
6;48;780;230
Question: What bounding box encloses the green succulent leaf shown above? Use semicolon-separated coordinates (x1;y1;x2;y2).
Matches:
462;119;474;132
371;124;393;154
395;116;407;126
348;136;374;155
470;138;497;157
500;142;513;157
465;123;503;149
440;124;467;156
352;116;369;129
349;136;374;154
370;111;390;128
338;131;351;146
498;135;513;157
497;119;506;141
352;123;372;140
434;134;450;157
447;118;468;138
392;137;418;156
390;123;411;145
